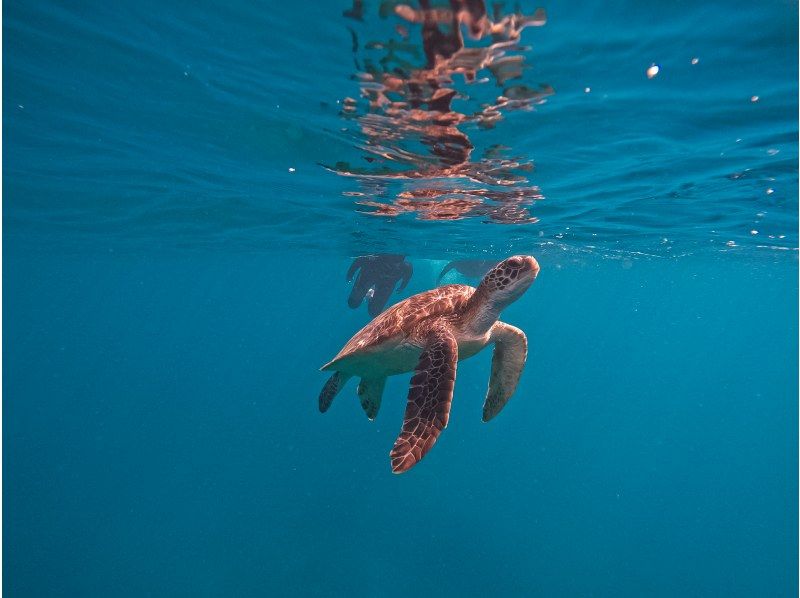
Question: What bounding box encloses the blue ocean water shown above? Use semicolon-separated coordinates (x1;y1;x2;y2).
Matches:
3;0;798;596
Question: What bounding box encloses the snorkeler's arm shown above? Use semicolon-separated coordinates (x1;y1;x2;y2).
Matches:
437;261;455;285
347;256;367;282
397;260;413;292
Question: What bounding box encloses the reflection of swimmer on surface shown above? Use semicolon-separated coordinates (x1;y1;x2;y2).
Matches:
437;259;499;284
325;0;552;224
347;254;414;317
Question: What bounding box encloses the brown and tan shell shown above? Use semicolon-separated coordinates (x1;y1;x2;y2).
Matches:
322;284;474;370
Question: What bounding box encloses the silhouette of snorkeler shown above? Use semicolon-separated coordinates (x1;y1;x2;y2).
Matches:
347;254;413;317
437;259;500;285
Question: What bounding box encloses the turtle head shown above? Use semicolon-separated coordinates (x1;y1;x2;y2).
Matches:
479;255;540;309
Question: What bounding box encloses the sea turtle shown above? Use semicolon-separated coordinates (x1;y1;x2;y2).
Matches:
346;254;414;317
319;255;540;473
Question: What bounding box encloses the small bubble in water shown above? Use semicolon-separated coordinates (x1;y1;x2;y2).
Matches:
584;87;591;93
750;95;759;102
646;64;660;79
750;230;758;235
691;57;699;65
726;241;736;247
766;148;779;156
288;167;296;172
766;188;774;195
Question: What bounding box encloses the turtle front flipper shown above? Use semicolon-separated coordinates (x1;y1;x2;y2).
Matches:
482;322;528;422
357;376;386;420
319;372;352;413
390;323;457;474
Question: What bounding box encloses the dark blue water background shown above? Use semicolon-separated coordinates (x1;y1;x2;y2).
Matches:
4;0;799;595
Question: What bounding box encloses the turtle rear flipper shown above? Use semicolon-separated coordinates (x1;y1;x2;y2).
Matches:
319;371;352;413
357;376;387;420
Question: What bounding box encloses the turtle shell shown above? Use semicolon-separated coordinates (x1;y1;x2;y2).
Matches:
322;284;474;370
